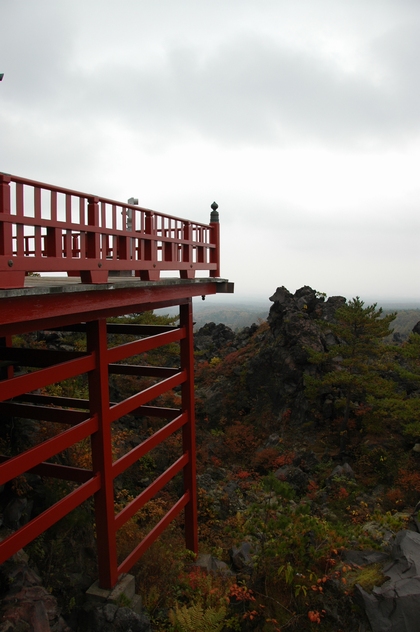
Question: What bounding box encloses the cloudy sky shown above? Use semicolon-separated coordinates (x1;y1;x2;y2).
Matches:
1;1;419;303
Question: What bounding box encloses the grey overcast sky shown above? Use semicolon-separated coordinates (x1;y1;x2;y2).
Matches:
1;1;419;303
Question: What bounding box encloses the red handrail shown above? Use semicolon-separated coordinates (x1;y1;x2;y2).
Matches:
0;173;220;288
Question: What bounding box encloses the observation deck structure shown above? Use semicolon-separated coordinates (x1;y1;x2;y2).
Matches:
0;173;233;589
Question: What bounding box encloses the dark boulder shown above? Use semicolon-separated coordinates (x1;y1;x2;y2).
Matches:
229;542;254;572
293;450;319;473
90;604;151;632
0;560;72;632
355;530;420;632
342;549;390;567
327;463;355;483
2;497;32;530
274;465;309;494
194;554;231;575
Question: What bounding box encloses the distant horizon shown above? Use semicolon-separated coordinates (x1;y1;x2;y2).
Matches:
195;290;420;311
36;273;420;309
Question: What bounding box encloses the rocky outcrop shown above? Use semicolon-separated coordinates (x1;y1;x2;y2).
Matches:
194;322;235;360
197;467;248;519
260;286;345;423
86;604;150;632
0;549;152;632
0;556;72;632
197;286;347;427
355;530;420;632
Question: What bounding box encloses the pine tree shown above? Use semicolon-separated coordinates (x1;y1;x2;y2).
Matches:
393;332;420;439
306;297;398;453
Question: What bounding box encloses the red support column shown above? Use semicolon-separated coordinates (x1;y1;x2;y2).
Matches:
87;319;118;588
180;300;198;554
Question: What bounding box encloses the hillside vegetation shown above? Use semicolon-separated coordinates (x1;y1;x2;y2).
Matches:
384;308;420;339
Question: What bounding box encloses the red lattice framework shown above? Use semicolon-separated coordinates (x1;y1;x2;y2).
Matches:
0;299;198;589
0;173;220;289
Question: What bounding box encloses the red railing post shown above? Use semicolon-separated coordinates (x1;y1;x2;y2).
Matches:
209;202;220;278
0;173;12;256
86;196;100;259
180;221;195;279
180;300;198;554
0;173;25;288
45;190;62;258
87;319;118;589
80;196;108;283
141;211;160;281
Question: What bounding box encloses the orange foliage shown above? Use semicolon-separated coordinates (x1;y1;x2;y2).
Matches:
237;470;252;479
307;479;319;500
395;464;420;505
223;421;258;461
251;447;280;473
273;451;296;469
336;486;349;500
229;583;256;603
354;403;372;417
115;495;171;563
111;427;132;460
308;609;325;624
385;487;405;509
179;566;234;609
68;439;92;470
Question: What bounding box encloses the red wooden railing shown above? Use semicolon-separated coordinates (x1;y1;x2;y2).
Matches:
0;173;220;288
0;304;197;589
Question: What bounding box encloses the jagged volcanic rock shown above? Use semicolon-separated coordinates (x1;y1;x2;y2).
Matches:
196;285;346;427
